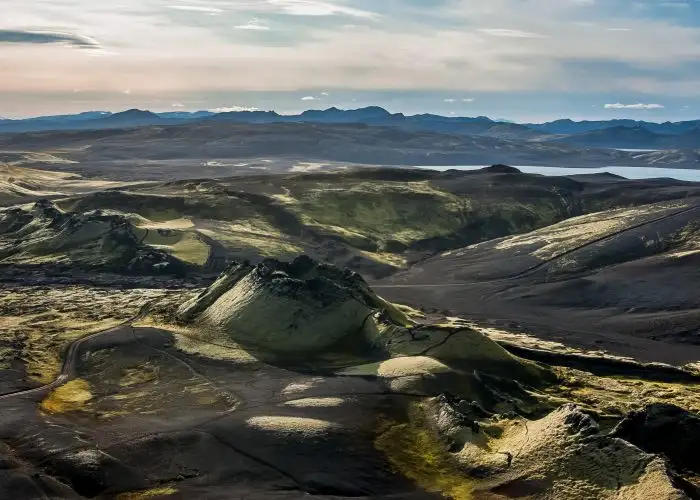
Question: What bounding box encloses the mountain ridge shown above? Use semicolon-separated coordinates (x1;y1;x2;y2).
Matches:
1;106;700;149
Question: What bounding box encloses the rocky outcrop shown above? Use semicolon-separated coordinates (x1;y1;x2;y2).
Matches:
612;404;700;475
430;401;690;499
0;201;186;274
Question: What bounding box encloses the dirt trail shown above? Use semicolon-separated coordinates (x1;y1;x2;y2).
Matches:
0;303;155;400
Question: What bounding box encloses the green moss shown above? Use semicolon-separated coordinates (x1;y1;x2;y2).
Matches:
198;227;303;259
375;402;473;499
293;182;469;246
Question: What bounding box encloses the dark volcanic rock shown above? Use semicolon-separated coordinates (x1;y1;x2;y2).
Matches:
612;404;700;474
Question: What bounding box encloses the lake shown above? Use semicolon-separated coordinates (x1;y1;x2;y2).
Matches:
424;165;700;183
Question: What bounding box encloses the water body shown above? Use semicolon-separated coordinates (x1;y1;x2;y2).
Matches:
424;165;700;183
615;148;660;153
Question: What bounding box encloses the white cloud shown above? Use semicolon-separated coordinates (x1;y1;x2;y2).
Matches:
235;18;270;30
320;91;329;96
604;103;665;109
122;90;131;95
167;5;224;14
478;28;548;39
301;96;315;100
262;0;377;18
607;28;632;31
209;105;260;112
463;98;476;102
171;102;184;107
444;98;456;102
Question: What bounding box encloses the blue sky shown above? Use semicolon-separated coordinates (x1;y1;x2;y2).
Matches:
2;0;700;121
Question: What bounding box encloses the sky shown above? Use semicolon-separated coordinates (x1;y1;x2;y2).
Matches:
2;0;700;121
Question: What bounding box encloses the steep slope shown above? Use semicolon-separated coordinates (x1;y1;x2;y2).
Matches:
376;195;700;364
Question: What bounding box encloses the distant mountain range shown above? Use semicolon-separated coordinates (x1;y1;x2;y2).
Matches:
551;125;700;149
1;107;699;149
525;118;700;136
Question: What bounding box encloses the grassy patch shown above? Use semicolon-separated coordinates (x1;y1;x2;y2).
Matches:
375;402;473;499
40;379;93;414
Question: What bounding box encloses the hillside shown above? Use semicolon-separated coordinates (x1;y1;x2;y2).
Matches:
2;162;700;499
4;165;698;281
377;195;700;364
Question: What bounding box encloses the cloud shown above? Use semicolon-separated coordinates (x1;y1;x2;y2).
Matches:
301;96;315;100
5;0;700;116
463;98;476;102
235;18;270;30
604;103;665;109
444;98;456;102
0;29;99;48
478;29;548;39
209;105;260;112
261;0;377;18
167;5;224;14
172;103;185;108
122;90;131;95
320;91;329;96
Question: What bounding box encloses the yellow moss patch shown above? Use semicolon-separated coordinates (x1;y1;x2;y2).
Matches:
116;486;178;499
40;379;93;414
375;403;473;499
546;367;700;417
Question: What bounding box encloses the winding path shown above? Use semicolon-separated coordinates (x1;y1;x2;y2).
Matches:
0;304;154;401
